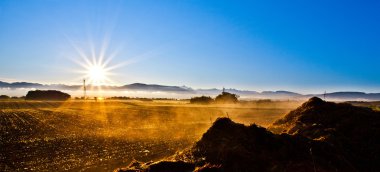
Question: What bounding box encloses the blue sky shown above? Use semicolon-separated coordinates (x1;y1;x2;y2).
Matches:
0;0;379;93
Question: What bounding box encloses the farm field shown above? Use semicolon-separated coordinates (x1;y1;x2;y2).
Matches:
0;100;301;171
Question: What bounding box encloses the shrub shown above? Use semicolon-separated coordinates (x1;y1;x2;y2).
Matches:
215;92;238;104
25;90;70;101
0;95;10;99
190;96;214;104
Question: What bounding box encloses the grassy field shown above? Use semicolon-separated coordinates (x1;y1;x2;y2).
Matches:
0;100;301;171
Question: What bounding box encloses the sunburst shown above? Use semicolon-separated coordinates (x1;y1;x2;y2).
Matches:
83;60;112;86
68;37;121;87
66;35;157;92
87;64;107;84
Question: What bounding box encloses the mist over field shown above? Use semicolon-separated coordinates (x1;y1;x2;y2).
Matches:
0;99;302;171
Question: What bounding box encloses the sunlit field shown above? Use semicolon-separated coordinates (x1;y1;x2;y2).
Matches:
0;99;301;171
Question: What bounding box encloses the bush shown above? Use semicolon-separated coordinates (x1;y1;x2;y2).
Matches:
256;99;272;104
25;90;71;101
0;95;10;99
190;96;214;104
215;92;238;104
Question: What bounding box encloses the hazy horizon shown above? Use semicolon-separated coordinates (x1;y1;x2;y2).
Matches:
2;80;380;101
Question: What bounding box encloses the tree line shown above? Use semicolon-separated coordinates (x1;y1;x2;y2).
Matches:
190;92;239;104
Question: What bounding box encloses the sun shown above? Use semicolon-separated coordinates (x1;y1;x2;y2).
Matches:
87;64;107;85
69;41;118;86
68;36;133;87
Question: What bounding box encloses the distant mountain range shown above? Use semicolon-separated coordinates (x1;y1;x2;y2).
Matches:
1;81;380;101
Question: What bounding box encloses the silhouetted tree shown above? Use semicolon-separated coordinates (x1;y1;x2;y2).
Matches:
215;92;239;104
256;99;272;104
0;95;10;99
190;96;214;104
25;90;70;101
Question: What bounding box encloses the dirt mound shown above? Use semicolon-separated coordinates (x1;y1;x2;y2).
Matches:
116;97;380;172
116;118;353;172
269;97;380;171
189;118;354;172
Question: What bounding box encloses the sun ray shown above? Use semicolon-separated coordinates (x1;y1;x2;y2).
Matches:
102;47;121;68
98;35;110;67
89;39;97;67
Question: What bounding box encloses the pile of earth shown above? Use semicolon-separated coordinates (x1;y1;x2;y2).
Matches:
115;97;380;172
268;97;380;171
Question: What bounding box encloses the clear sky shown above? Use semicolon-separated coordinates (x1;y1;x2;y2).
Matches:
0;0;379;93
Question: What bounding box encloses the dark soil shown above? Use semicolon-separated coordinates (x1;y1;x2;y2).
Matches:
117;97;380;172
